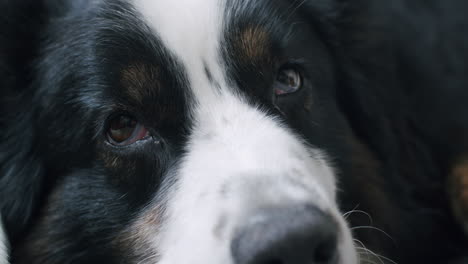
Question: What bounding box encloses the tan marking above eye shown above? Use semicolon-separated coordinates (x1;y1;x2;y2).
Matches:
449;157;468;234
121;64;160;103
239;26;271;61
451;160;468;200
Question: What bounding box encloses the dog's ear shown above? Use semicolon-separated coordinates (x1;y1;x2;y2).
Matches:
0;0;47;244
0;110;45;242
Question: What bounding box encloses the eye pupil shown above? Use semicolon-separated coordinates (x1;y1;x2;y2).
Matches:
278;70;297;86
275;67;302;96
108;115;138;144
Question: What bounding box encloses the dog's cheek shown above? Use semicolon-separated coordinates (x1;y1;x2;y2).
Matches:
113;203;164;264
13;171;135;264
97;147;165;205
338;135;405;258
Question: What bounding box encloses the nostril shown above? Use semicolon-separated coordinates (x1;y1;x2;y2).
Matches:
231;205;339;264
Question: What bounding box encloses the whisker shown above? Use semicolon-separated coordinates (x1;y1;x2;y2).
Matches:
343;204;361;216
355;246;385;264
345;207;397;263
354;239;372;263
343;210;374;224
367;252;398;264
351;226;395;243
355;240;398;264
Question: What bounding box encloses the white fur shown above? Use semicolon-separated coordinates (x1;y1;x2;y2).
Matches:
0;217;9;264
132;0;357;263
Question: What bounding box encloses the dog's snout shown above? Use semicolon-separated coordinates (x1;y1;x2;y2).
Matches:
231;205;339;264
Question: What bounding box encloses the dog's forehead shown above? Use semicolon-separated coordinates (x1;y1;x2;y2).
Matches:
133;0;228;102
132;0;224;51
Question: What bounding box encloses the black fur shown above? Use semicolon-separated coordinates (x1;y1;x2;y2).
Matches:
1;0;468;263
0;0;48;242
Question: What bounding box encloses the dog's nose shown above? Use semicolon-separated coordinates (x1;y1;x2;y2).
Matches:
231;205;339;264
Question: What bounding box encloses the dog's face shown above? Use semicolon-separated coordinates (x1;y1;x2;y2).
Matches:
12;0;359;263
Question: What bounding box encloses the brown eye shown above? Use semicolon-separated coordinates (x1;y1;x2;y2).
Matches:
107;114;149;146
274;67;302;96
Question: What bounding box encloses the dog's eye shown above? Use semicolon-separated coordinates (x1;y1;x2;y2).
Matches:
274;67;302;96
107;114;149;146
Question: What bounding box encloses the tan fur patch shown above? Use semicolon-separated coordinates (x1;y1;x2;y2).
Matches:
345;135;402;254
449;157;468;233
241;27;269;58
121;64;160;103
114;204;163;263
238;26;271;62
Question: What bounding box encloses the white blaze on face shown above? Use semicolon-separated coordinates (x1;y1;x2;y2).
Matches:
132;0;356;263
0;217;9;264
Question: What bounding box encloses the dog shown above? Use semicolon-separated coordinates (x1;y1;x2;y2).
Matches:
0;219;6;264
1;0;468;263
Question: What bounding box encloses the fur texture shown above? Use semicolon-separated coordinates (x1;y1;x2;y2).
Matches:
0;218;8;264
1;0;468;264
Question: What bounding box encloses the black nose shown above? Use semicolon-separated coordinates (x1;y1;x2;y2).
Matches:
231;205;339;264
